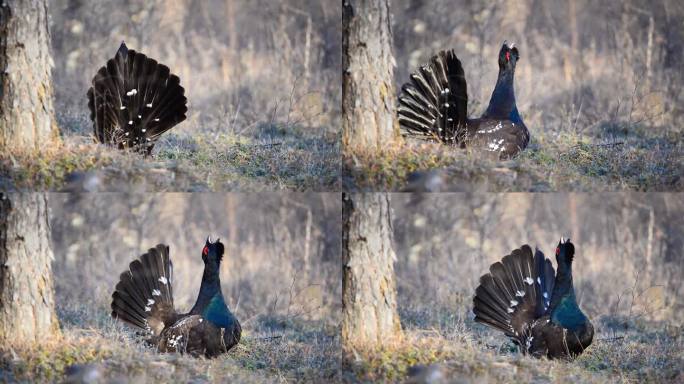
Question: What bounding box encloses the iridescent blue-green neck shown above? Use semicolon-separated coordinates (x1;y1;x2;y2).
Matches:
549;263;586;331
190;263;221;315
484;68;519;122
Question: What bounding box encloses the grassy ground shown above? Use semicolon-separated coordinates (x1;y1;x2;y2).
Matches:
343;307;683;383
0;307;340;383
343;125;682;192
0;128;339;192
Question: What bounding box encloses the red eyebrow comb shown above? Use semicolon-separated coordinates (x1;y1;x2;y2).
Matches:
203;246;209;255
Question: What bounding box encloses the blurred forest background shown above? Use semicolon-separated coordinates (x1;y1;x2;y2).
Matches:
393;193;683;323
366;193;683;382
45;193;341;381
52;0;339;132
345;0;683;191
4;0;341;191
393;0;683;128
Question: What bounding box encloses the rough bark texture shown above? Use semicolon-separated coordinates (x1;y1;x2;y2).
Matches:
0;193;59;343
0;0;57;151
342;193;401;349
342;0;398;151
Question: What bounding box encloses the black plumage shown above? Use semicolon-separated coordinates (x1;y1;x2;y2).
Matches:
472;238;593;359
398;41;529;158
111;238;241;358
87;42;187;156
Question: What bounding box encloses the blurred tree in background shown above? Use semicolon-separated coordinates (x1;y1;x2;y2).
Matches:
0;194;60;344
342;193;401;350
0;0;57;151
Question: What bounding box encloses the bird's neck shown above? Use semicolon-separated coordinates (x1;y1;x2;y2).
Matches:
549;265;586;330
190;268;222;314
484;69;518;121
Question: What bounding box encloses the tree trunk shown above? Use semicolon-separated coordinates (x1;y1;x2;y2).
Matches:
0;193;59;344
0;0;57;151
342;0;398;152
342;193;401;349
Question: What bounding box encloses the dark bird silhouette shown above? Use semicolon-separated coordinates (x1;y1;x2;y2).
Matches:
398;41;529;158
472;238;593;359
111;238;241;358
87;42;187;156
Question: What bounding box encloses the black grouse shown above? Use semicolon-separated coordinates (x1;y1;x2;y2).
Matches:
87;42;187;156
111;238;241;357
398;41;529;158
472;238;593;359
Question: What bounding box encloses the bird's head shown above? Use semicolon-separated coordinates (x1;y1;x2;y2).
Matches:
202;236;225;272
498;41;520;71
555;237;575;268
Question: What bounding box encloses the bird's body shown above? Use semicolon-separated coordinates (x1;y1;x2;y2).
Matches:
472;238;593;359
398;42;529;158
87;42;187;155
111;239;240;358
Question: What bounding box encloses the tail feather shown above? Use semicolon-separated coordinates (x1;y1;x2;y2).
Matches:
474;245;552;342
111;244;176;334
398;50;468;143
534;248;555;315
88;42;187;154
111;293;147;328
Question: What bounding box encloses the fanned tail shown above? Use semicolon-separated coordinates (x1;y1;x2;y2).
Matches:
398;50;468;143
87;42;187;155
111;244;176;335
473;245;555;347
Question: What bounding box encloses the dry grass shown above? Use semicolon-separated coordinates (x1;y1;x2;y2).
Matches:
0;314;340;383
344;317;682;383
0;128;339;191
343;124;682;192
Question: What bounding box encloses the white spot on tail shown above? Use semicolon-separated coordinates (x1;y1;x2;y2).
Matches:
543;292;549;299
145;306;151;312
146;103;153;108
128;121;133;125
159;276;168;285
537;277;541;284
510;300;519;307
120;106;126;110
524;277;534;285
137;115;142;119
154;118;160;122
507;307;514;313
515;290;525;297
152;289;161;296
126;89;137;96
147;299;155;305
488;141;500;151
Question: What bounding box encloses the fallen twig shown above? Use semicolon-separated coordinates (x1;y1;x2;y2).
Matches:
571;142;624;150
597;336;625;342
